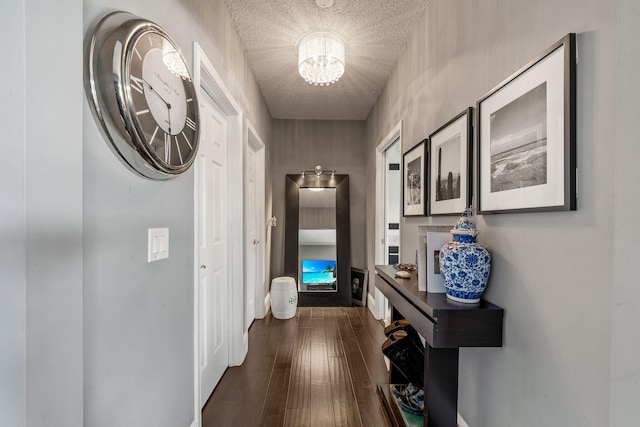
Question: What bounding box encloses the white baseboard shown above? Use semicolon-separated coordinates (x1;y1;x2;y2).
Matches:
367;292;379;319
457;412;470;427
264;292;271;316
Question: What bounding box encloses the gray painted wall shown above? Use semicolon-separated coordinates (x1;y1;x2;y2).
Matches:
82;1;271;426
1;1;27;425
27;0;85;423
0;0;271;426
610;0;640;423
2;0;85;426
365;0;632;425
270;120;367;285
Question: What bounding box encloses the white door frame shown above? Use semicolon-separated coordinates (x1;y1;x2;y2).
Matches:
370;121;402;320
245;121;267;320
192;42;246;426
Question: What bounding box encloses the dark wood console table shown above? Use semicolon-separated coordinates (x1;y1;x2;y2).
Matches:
374;265;504;427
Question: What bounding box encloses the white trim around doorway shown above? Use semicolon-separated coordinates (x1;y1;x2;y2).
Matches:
370;121;402;320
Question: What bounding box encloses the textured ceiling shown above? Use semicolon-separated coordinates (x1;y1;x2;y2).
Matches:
225;0;428;120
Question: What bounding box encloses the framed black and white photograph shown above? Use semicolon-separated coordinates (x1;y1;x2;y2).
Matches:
351;267;369;306
428;108;473;216
477;33;576;214
403;139;427;216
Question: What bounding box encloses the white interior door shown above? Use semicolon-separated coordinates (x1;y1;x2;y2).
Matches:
245;147;257;327
198;95;229;407
244;132;266;324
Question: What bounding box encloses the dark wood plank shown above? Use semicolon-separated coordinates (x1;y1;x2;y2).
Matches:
329;356;361;426
324;308;343;358
287;326;311;409
258;318;298;426
309;318;335;426
347;311;389;385
202;319;282;424
357;306;387;345
353;381;390;427
311;307;325;319
297;306;312;328
343;308;391;427
334;307;371;383
284;408;310;427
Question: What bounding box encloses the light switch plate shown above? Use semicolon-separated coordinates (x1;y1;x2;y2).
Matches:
148;228;169;262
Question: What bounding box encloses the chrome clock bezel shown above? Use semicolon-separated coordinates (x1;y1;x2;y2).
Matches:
85;11;200;179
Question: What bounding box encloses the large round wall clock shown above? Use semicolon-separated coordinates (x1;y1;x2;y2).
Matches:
85;11;200;179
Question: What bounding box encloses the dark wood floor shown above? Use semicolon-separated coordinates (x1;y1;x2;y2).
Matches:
202;307;391;427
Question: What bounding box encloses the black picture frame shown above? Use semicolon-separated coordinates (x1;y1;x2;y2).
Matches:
402;139;427;216
351;267;369;306
427;108;473;216
477;33;577;214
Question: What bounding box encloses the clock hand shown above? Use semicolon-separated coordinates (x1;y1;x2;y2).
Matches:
142;78;172;110
167;105;172;134
142;78;173;132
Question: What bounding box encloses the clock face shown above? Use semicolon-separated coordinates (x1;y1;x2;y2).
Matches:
85;12;201;179
125;30;199;170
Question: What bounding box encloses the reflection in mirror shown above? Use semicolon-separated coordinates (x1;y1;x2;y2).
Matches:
298;188;337;292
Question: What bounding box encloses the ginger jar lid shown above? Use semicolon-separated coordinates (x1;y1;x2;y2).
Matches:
450;213;478;237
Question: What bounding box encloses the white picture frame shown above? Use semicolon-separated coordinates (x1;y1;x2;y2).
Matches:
417;226;453;292
477;33;577;214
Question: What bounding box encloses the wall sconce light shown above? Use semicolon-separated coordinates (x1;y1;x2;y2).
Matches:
301;165;336;177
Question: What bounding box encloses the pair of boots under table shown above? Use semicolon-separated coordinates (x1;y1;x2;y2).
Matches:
381;319;425;415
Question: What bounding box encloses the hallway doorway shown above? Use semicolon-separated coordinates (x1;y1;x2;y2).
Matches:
373;122;403;322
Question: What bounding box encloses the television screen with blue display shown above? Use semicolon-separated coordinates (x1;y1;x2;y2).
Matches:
301;259;337;285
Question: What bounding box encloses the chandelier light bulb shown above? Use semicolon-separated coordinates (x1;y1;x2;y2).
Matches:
297;31;345;86
162;39;191;81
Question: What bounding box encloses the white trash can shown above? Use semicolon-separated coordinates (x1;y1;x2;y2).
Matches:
271;277;298;319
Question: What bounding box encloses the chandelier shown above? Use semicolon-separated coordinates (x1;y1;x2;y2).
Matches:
297;31;346;86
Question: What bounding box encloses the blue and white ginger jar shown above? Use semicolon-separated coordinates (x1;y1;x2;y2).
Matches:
439;215;491;303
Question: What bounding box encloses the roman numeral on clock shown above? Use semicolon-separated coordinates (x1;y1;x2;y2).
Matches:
182;132;193;150
186;117;196;131
175;136;183;164
130;76;144;94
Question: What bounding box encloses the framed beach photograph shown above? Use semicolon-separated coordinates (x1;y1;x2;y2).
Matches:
477;34;576;214
477;33;576;214
351;267;369;306
403;139;427;216
428;108;473;216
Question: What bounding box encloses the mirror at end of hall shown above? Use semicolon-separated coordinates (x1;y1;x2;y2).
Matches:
298;187;337;292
